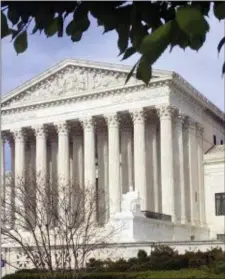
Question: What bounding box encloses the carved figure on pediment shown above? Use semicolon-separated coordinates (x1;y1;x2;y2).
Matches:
77;70;87;91
91;71;102;90
64;73;77;92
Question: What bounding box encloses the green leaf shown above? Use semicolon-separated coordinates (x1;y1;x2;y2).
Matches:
136;57;152;85
222;62;225;76
7;8;20;25
57;15;64;37
189;34;206;51
13;30;28;54
117;24;129;55
214;2;225;20
45;18;58;37
125;59;140;84
169;22;189;51
139;21;173;65
122;47;136;60
1;11;11;39
176;6;209;38
71;31;82;42
218;36;225;54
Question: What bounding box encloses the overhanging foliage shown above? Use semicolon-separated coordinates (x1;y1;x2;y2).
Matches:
1;1;225;84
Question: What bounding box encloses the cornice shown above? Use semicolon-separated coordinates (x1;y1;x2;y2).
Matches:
1;78;170;115
171;73;225;125
2;58;172;105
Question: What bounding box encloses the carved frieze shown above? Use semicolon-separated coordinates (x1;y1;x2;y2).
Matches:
3;66;140;108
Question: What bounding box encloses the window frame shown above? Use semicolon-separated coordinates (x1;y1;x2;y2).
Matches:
215;192;225;216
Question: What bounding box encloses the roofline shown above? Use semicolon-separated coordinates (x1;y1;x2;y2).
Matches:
2;58;172;103
1;58;225;123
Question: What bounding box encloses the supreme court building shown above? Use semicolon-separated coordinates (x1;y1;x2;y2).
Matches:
1;59;225;244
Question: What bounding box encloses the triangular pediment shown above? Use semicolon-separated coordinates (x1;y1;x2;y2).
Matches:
2;59;172;109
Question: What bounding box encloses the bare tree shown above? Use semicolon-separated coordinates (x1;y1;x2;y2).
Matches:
1;171;118;279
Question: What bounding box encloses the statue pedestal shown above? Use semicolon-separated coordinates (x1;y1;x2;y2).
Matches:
107;191;209;243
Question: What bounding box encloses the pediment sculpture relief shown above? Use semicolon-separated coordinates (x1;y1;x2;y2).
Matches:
4;65;140;108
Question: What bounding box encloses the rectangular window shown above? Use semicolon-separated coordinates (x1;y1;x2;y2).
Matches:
213;135;217;145
221;140;224;145
217;234;225;241
195;192;198;202
215;193;225;216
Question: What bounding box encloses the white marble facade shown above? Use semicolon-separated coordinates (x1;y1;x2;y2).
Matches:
1;59;225;242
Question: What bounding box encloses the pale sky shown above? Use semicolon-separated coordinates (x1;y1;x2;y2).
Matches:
2;12;224;111
1;12;225;170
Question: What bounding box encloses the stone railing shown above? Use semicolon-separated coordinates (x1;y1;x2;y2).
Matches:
142;211;172;222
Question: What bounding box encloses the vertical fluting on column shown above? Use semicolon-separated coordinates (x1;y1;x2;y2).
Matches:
157;105;175;221
196;123;205;227
82;117;96;222
173;113;187;224
71;125;84;225
56;122;70;185
105;113;121;217
186;117;196;226
82;117;96;188
50;138;58;225
56;122;70;221
145;119;154;211
127;129;134;192
120;122;134;194
33;125;48;225
130;108;147;211
1;134;6;226
11;128;26;228
152;122;160;213
97;121;108;224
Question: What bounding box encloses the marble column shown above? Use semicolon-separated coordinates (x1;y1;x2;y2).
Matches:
34;125;47;180
131;108;147;211
56;122;70;185
157;105;175;221
186;117;196;226
51;138;58;225
12;128;26;227
106;113;121;216
145;118;160;213
82;117;96;221
97;125;108;223
121;126;134;194
196;123;205;226
82;118;96;188
71;128;84;223
33;125;48;224
56;122;70;219
173;113;187;224
72;131;84;188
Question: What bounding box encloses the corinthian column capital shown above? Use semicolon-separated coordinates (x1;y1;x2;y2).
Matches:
81;117;95;131
156;105;176;119
196;122;204;138
11;128;26;141
183;117;196;131
32;125;47;137
55;121;70;135
130;108;146;124
105;113;119;127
